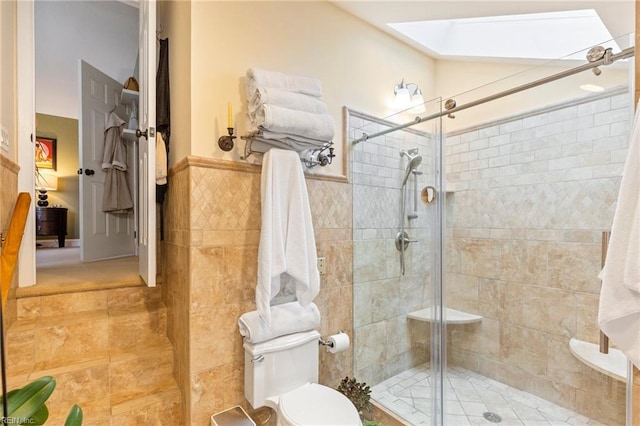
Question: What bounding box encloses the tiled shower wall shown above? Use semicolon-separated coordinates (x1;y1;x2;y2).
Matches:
444;86;630;425
163;157;353;425
349;109;436;387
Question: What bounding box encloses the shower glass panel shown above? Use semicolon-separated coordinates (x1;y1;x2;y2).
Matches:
439;35;632;426
348;96;444;425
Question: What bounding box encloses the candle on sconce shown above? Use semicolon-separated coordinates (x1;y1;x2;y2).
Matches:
218;101;236;152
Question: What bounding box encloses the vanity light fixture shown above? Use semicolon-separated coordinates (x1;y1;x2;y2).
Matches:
394;79;426;113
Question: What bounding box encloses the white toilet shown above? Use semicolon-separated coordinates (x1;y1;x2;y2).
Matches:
243;330;361;426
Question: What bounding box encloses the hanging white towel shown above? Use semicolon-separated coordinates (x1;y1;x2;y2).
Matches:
598;100;640;368
156;132;167;185
256;149;320;325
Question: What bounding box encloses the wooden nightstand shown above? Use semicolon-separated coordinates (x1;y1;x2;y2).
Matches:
35;207;68;248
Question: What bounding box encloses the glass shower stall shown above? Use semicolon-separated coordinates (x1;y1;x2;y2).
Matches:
348;37;633;426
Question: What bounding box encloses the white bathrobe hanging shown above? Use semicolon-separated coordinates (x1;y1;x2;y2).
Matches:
101;112;134;214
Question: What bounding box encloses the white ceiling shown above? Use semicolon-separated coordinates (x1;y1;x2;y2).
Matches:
331;1;635;62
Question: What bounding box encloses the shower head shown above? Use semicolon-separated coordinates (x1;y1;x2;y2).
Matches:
402;154;422;186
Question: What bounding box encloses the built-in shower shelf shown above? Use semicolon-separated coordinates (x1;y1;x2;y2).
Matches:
407;307;482;324
569;338;627;383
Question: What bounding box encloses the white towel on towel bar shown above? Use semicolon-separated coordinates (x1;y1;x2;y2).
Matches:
238;301;321;343
598;100;640;368
246;67;323;98
254;129;330;147
247;139;318;155
256;149;320;325
248;87;328;115
252;104;335;142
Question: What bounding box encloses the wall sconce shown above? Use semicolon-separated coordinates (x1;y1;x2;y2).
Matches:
394;79;425;113
35;172;58;207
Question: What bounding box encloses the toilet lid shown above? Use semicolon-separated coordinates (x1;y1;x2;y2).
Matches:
278;383;361;426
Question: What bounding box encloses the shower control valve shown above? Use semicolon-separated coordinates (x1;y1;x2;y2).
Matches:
395;231;418;251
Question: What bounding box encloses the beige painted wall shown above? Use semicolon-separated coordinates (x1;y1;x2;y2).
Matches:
35;114;79;240
436;59;631;133
0;0;16;161
185;1;436;177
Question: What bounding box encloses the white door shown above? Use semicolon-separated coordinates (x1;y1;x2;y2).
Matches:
138;0;157;287
79;60;136;262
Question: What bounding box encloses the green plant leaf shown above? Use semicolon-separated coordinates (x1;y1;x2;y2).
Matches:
6;376;56;420
64;404;83;426
27;403;49;425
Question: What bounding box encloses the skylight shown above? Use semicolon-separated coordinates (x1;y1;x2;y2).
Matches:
387;9;620;61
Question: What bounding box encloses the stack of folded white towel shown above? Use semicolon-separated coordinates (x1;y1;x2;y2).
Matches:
245;68;335;152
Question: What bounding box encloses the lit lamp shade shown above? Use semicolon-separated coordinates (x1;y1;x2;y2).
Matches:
35;173;58;191
411;88;426;113
395;87;411;109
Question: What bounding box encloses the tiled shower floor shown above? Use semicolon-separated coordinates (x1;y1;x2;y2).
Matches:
371;364;605;425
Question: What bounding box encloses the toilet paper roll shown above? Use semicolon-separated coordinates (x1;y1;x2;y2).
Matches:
327;332;350;353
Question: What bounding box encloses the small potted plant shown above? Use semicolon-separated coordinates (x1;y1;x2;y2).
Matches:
337;376;375;420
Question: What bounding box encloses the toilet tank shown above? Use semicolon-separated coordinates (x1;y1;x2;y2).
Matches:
243;330;320;409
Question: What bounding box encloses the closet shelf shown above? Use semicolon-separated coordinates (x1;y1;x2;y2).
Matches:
121;88;139;106
407;307;482;324
569;338;627;383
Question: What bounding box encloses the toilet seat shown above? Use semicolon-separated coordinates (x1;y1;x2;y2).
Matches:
277;383;361;426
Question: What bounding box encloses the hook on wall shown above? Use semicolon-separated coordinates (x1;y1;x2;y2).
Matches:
156;23;164;41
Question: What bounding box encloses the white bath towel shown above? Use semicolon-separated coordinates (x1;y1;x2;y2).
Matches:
257;149;320;325
156;133;167;185
246;139;310;156
248;87;328;115
246;67;323;98
598;100;640;368
252;104;335;142
251;129;329;147
238;301;321;343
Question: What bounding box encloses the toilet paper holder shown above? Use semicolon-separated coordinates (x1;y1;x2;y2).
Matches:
319;331;346;348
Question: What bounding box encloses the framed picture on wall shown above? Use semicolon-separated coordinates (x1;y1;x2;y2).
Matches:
35;136;57;170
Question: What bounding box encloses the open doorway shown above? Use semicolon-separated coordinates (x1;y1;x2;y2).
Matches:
34;0;139;285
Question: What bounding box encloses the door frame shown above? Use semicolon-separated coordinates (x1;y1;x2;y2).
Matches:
17;0;36;287
16;0;154;287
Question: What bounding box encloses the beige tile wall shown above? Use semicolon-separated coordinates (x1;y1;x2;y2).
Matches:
163;156;353;425
445;89;629;425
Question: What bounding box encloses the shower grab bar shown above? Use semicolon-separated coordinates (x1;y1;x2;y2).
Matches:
409;169;423;220
352;46;634;144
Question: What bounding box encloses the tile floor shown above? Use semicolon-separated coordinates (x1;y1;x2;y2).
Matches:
371;364;607;425
34;247;139;289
